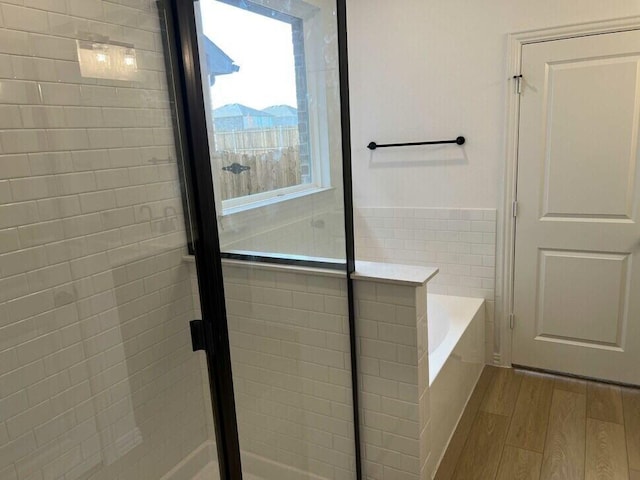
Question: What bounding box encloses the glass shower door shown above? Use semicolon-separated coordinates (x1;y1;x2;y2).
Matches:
0;1;220;479
187;0;359;478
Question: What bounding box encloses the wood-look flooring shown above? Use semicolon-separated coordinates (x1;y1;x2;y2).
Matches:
435;366;640;480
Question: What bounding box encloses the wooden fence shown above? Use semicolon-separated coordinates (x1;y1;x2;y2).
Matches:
214;126;299;155
213;147;302;201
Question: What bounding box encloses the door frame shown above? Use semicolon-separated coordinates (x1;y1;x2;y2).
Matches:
500;15;640;368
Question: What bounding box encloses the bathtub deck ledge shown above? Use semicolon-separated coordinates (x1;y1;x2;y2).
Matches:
352;260;438;286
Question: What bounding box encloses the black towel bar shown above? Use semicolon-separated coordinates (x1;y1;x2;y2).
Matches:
367;136;465;150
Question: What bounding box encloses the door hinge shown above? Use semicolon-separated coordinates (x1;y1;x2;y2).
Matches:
512;200;518;218
509;313;515;330
513;74;523;95
190;319;206;352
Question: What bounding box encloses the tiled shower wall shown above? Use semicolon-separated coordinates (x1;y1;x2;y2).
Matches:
355;207;497;360
0;1;215;479
190;262;357;479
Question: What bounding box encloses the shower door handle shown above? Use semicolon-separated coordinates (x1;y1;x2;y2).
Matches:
190;319;206;352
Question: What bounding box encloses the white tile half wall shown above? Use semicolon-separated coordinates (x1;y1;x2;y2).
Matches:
188;259;438;480
355;207;497;361
190;260;357;479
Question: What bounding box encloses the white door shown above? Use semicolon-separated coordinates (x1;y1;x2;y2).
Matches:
512;29;640;385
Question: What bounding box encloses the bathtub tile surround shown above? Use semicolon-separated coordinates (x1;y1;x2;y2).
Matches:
355;207;497;361
355;207;496;298
353;264;437;480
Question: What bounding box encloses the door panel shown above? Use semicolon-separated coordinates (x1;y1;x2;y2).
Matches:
536;249;629;347
542;57;640;219
513;29;640;385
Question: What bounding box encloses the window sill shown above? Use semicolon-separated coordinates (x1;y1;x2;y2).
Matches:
220;186;334;217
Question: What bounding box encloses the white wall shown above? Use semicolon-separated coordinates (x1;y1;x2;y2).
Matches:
346;0;640;209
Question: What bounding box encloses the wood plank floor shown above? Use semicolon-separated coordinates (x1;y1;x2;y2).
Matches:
435;366;640;480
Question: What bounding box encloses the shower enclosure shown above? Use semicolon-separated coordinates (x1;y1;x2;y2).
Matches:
0;0;357;479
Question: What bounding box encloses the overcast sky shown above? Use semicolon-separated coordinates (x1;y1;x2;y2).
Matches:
200;0;298;110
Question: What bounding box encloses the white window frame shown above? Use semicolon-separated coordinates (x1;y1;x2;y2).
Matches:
197;0;331;218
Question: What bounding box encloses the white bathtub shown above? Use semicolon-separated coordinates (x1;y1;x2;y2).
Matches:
427;294;485;477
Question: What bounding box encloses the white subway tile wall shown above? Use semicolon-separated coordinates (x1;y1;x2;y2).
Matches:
355;207;497;362
219;264;357;479
0;1;216;479
354;280;431;480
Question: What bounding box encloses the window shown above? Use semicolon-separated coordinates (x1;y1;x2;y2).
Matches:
198;0;328;213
